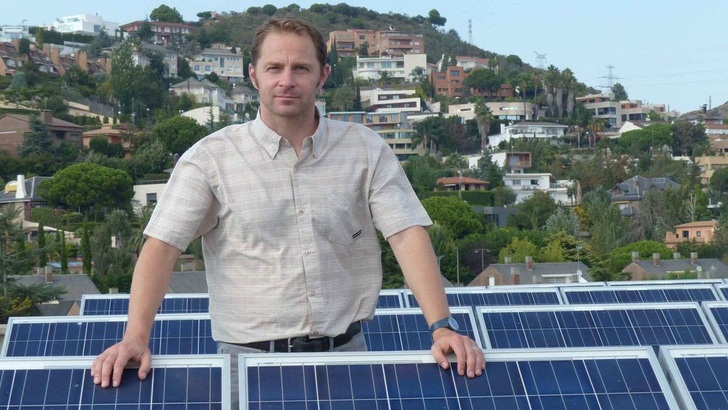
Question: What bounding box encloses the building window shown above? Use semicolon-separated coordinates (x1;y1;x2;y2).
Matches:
696;231;702;237
146;193;157;205
682;230;689;238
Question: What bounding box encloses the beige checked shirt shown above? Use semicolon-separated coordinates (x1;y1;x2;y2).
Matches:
144;115;432;344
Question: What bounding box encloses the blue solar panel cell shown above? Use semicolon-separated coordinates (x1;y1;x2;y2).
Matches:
659;345;728;410
363;307;482;351
717;284;728;301
376;290;404;308
2;314;216;357
404;287;562;308
0;356;229;409
80;294;211;315
562;285;720;305
477;303;718;350
240;349;679;409
701;301;728;343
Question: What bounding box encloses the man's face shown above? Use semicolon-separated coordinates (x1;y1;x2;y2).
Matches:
249;32;330;123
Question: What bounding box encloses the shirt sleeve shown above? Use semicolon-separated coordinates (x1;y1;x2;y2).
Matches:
367;132;432;239
143;148;221;251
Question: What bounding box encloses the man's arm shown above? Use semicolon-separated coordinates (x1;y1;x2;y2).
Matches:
387;225;485;378
90;237;182;387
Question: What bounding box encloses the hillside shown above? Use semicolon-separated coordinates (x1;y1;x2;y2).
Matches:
196;4;502;65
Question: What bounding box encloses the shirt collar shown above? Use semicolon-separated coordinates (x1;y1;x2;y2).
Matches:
252;110;327;159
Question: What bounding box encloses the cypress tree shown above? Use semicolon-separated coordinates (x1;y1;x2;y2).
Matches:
81;221;92;275
60;231;68;274
37;222;47;268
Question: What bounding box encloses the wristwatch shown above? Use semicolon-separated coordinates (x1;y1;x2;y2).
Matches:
429;316;460;335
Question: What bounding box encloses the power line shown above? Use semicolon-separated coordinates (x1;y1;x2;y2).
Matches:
599;65;620;92
534;52;547;70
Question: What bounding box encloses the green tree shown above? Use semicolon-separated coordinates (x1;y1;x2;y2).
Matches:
37;222;47;268
402;155;441;194
473;97;493;152
18;116;53;158
421;196;483;239
81;221;92;274
463;68;501;96
606;240;672;275
0;207;26;300
581;187;627;255
150;4;184;23
110;42;139;112
59;230;68;274
428;9;447;26
545;207;581;237
508;191;557;230
412;116;446;154
153;115;208;155
39;163;134;215
611;83;628;101
89;212;134;291
498;237;540;263
136;21;155;43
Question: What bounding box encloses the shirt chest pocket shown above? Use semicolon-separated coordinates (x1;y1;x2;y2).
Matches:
326;191;366;246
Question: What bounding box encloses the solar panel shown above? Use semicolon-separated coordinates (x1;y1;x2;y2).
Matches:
700;301;728;344
80;289;405;314
2;308;479;357
239;348;680;409
1;314;216;357
562;284;721;304
0;355;230;409
716;284;728;301
659;345;728;410
607;279;724;287
376;289;404;308
364;307;483;351
80;293;211;315
404;286;562;309
476;303;719;350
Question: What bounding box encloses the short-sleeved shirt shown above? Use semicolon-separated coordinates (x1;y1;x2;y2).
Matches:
144;114;432;343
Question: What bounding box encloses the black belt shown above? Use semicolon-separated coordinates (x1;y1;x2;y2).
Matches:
235;321;361;352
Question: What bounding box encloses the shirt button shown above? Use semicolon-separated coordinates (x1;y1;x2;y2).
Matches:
312;331;319;336
309;290;317;296
298;209;305;214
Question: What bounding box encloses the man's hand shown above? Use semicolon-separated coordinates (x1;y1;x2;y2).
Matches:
430;328;485;378
90;337;152;388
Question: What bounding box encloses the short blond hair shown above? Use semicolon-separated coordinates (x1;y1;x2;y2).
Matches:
250;18;327;70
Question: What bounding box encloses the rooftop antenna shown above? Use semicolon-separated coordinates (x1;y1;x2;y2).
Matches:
534;52;547;70
468;19;473;44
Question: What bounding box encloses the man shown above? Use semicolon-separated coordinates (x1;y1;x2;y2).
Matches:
91;17;484;397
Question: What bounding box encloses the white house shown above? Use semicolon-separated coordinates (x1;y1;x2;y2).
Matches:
190;47;245;82
487;122;568;148
362;88;421;113
132;43;178;78
353;54;427;83
169;78;227;107
503;172;575;205
51;14;119;36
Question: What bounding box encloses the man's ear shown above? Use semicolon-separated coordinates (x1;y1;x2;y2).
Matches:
249;63;258;89
318;64;332;89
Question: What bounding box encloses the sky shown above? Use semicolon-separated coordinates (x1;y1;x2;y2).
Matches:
3;0;727;115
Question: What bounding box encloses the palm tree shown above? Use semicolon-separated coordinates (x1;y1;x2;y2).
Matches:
543;65;560;117
562;68;577;117
586;118;605;148
474;98;493;152
412;116;446;154
0;206;23;300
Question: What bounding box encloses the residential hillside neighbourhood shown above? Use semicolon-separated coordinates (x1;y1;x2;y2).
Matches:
1;6;728;319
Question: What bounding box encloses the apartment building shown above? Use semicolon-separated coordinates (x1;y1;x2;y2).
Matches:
361;88;422;113
190;47;244;82
431;66;513;99
447;102;539;123
487;122;567;148
327;110;425;161
327;29;424;58
503;173;575;205
120;20;193;46
576;93;670;129
353;53;427;83
51;14;119;36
